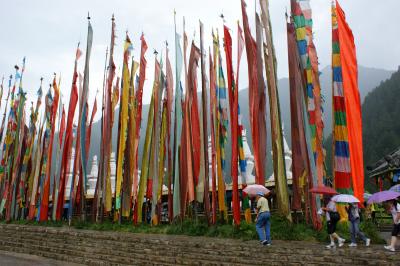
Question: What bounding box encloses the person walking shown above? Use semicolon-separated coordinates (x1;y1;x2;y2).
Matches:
319;197;345;249
384;199;400;252
255;192;271;246
346;203;370;247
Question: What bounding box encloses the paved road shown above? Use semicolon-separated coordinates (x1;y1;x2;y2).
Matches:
0;251;83;266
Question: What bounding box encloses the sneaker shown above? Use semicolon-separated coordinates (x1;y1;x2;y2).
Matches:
338;238;345;247
365;239;371;247
326;243;336;249
261;240;268;246
349;243;357;247
384;245;395;252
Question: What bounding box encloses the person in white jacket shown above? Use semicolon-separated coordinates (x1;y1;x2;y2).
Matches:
384;200;400;252
318;197;345;249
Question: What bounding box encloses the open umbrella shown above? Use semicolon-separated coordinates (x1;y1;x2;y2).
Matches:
364;193;372;200
367;190;400;204
243;184;270;196
332;194;360;203
309;186;338;195
389;184;400;193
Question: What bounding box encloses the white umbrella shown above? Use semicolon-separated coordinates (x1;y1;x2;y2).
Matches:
332;194;360;203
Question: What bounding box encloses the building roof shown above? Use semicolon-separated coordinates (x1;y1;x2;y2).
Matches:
367;146;400;178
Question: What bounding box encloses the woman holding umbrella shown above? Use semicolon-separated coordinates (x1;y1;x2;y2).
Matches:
319;196;346;249
310;186;345;248
243;185;271;246
384;199;400;252
255;191;271;246
367;190;400;252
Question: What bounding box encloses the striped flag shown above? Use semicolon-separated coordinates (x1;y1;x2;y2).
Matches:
291;0;324;187
213;32;228;220
332;0;364;203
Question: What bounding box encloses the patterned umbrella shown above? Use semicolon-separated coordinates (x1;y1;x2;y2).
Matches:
389;184;400;193
367;190;400;204
332;194;360;203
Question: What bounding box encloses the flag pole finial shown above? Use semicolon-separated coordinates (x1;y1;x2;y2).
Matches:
285;7;288;22
112;14;115;21
87;12;90;20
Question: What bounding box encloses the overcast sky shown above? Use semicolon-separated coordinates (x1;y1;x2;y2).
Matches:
0;0;399;121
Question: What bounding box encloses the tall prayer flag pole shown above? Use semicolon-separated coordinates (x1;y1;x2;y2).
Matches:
259;0;291;221
172;11;183;220
199;21;210;224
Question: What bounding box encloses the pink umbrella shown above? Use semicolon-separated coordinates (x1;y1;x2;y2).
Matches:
243;184;270;196
309;186;338;195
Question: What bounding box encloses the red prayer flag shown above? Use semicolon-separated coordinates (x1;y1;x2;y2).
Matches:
223;25;240;226
56;49;79;220
241;0;264;185
40;76;60;221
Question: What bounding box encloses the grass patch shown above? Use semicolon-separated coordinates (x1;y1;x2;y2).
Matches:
1;215;385;244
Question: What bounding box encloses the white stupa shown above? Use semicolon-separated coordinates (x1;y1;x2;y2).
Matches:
64;150;116;200
86;155;98;197
209;128;256;190
267;126;293;187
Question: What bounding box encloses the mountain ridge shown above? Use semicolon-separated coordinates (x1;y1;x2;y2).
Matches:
84;65;394;179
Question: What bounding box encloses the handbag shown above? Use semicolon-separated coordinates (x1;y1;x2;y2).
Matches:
329;211;340;222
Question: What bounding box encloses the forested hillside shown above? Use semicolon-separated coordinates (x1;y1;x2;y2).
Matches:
362;68;400;169
324;67;400;191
